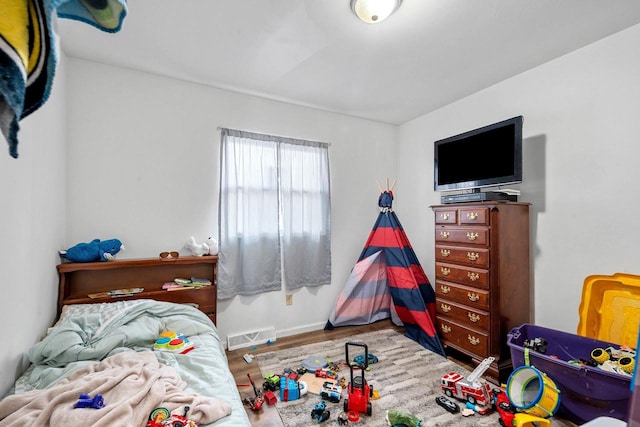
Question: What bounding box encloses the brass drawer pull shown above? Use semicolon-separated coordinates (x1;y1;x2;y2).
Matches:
466;232;478;241
441;249;451;257
467;212;478;220
441;213;450;220
441;267;451;276
468;335;480;346
467;292;479;302
441;303;452;313
440;285;451;294
440;231;450;239
467;252;479;261
468;312;480;323
441;325;452;334
467;272;480;281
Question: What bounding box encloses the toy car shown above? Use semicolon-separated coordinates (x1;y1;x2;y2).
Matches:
492;388;516;427
523;337;547;354
320;381;342;403
435;395;460;414
353;353;378;366
311;400;330;423
262;373;280;391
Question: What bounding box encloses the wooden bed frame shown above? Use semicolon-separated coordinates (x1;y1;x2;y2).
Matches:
57;256;218;324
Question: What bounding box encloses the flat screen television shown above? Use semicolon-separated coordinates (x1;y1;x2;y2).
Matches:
434;116;523;192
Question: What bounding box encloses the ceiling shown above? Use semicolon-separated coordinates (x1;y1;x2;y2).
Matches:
56;0;640;125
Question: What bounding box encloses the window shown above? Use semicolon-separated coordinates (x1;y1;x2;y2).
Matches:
218;129;331;299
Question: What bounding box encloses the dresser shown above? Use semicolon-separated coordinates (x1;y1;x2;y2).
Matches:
431;202;530;383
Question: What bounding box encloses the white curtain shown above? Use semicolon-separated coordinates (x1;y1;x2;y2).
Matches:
218;129;331;299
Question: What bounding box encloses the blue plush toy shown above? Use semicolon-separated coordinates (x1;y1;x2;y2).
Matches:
61;238;124;262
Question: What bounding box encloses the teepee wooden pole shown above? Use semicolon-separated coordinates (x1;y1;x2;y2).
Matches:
390;179;397;192
376;180;384;192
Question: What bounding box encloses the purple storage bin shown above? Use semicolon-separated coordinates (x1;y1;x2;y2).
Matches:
507;323;631;424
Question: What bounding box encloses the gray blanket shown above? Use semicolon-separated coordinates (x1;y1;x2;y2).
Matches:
0;350;231;426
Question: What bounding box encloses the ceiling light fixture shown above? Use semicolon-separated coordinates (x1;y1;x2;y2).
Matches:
351;0;402;24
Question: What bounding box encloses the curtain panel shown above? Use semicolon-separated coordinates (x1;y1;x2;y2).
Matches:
218;128;331;299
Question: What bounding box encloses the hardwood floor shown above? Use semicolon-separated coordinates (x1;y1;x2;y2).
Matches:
225;320;404;426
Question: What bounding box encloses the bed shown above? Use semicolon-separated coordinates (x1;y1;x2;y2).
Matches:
0;257;250;426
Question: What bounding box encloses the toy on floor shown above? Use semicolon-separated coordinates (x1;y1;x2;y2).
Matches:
263;390;277;405
435;395;460;414
311;400;331;423
385;409;421;426
320;381;342;403
262;373;280;391
343;342;373;416
280;375;308;402
243;373;264;411
493;388;551;427
61;238;123;262
353;352;379;367
440;356;494;411
337;412;349;425
302;355;330;372
506;366;560;418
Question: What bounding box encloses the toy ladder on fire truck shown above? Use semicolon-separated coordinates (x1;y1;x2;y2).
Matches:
466;356;495;386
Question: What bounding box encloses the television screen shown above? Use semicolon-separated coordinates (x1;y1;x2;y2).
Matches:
434;116;523;192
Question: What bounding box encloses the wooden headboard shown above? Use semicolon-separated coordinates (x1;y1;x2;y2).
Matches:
56;256;218;324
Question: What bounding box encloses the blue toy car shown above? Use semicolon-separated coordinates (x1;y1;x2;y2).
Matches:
353;353;378;367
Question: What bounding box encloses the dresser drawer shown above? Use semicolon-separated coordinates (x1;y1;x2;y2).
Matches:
435;227;489;246
436;263;489;289
435;209;457;224
436;245;490;268
437;317;489;357
435;280;489;310
437;299;490;330
459;207;490;225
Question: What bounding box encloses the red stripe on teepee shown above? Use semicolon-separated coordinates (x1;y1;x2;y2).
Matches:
410;264;430;285
394;306;437;335
367;227;403;248
386;266;418;289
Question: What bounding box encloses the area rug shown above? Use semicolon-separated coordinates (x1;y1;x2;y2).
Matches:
256;329;571;427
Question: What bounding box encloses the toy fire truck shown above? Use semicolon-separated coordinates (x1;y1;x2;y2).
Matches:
441;356;495;409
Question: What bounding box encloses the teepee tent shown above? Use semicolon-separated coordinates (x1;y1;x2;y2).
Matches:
326;190;445;356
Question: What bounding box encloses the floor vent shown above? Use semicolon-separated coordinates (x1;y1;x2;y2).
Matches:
227;327;276;351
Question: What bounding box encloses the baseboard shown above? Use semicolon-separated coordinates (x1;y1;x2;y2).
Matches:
276;321;327;339
223;321;327;350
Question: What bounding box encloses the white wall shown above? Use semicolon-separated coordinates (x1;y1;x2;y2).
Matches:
65;59;396;343
396;23;640;334
0;56;67;395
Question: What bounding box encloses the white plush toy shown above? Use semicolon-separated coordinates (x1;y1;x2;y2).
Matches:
205;236;219;255
184;236;218;256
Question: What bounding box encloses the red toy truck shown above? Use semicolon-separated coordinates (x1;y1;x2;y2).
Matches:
441;356;494;408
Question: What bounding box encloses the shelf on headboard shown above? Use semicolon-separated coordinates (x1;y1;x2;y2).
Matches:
56;256;218;324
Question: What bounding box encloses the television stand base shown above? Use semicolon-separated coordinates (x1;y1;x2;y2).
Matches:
441;191;518;204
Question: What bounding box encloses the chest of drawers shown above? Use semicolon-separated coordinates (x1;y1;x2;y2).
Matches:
432;202;530;383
